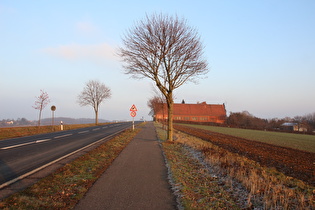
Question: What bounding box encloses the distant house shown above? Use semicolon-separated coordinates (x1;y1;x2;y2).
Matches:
280;122;307;132
155;101;226;124
6;121;14;125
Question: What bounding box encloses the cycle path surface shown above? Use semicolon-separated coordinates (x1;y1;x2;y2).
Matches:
75;122;177;210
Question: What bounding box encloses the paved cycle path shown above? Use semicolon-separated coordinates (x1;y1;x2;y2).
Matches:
75;122;177;210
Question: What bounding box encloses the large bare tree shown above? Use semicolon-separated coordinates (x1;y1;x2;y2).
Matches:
77;80;111;124
33;89;50;127
119;14;208;141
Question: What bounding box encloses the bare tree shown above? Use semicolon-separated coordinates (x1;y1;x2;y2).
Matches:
147;96;165;122
119;13;208;141
33;90;50;127
77;80;111;125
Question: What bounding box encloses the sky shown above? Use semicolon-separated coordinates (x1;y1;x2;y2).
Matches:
1;0;314;121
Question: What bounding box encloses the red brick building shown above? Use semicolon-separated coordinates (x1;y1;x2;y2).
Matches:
155;102;226;124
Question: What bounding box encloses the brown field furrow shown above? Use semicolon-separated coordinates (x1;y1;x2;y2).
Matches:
174;125;315;186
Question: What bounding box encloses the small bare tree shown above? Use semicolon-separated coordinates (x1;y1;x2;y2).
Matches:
77;80;111;125
120;13;208;141
33;90;50;127
147;96;165;122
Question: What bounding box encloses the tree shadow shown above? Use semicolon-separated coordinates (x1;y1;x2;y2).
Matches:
0;159;16;186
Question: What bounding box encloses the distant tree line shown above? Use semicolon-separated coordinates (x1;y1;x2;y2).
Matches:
227;111;315;133
148;96;315;133
0;118;34;127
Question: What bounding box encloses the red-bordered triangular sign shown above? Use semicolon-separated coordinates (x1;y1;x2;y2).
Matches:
130;104;138;111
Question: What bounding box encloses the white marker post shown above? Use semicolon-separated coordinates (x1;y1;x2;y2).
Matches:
130;104;138;131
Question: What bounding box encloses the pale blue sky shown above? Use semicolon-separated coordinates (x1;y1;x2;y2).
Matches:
1;0;314;121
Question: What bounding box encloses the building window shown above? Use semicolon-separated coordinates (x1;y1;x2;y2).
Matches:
200;117;208;121
192;117;198;121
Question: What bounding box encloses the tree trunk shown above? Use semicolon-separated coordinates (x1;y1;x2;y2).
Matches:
95;109;99;125
38;108;42;127
166;93;174;141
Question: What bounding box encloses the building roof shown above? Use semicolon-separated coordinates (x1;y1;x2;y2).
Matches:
281;122;298;127
157;102;226;117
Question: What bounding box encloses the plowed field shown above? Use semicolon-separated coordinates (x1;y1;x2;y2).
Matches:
174;125;315;186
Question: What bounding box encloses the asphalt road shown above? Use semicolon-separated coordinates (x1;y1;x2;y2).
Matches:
0;122;135;187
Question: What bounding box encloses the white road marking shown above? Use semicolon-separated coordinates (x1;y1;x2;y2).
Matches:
1;142;34;150
1;132;75;150
92;128;100;131
36;139;51;143
1;138;52;150
78;130;89;134
54;134;72;139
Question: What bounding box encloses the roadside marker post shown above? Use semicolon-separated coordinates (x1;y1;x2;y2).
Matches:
130;104;138;131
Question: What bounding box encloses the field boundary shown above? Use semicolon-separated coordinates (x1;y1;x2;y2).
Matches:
174;124;315;185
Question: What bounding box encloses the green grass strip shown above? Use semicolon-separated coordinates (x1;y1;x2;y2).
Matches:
180;124;315;153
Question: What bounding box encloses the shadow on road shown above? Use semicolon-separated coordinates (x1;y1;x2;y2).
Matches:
0;159;16;186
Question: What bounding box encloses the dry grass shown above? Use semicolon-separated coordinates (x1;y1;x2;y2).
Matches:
157;123;239;209
0;123;144;209
156;123;315;209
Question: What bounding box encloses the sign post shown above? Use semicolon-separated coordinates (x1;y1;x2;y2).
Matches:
130;104;138;131
51;105;56;131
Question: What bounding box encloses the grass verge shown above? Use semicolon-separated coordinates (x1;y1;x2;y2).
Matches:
156;123;314;209
0;123;144;209
156;123;239;209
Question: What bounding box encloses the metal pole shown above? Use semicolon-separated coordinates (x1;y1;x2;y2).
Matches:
51;111;54;131
52;111;54;126
51;105;56;131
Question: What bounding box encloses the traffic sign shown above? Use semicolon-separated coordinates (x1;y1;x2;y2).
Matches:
130;111;136;117
130;104;138;111
51;105;56;111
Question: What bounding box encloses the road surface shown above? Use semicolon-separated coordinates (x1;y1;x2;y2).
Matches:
0;122;134;188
